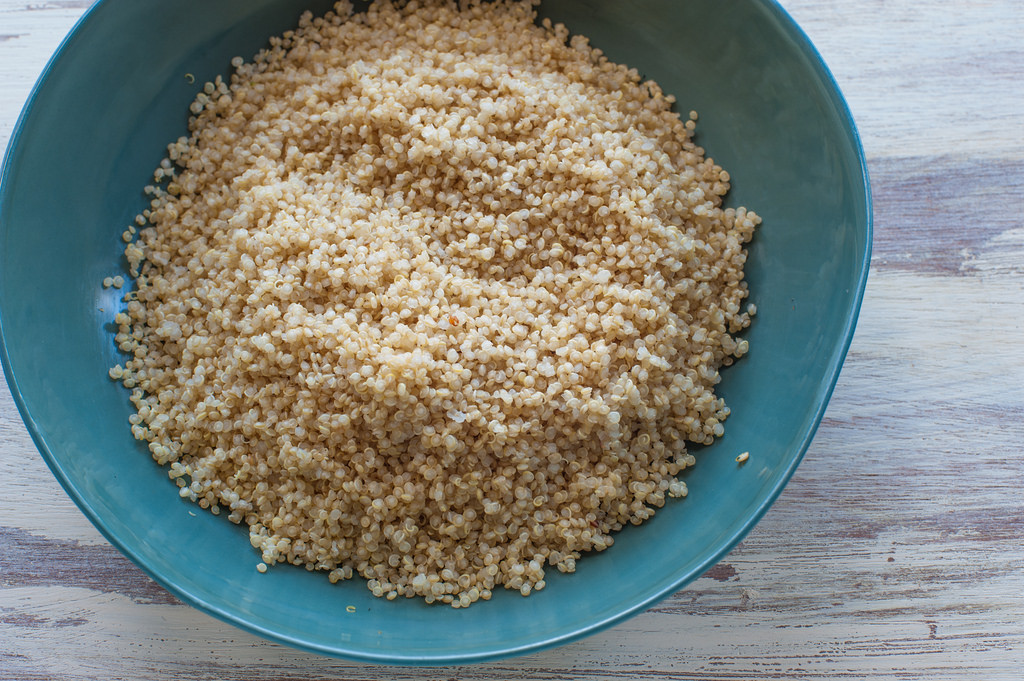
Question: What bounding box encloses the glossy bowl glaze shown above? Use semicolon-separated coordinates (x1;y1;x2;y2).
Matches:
0;0;870;665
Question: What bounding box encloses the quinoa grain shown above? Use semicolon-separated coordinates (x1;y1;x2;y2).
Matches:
111;0;758;607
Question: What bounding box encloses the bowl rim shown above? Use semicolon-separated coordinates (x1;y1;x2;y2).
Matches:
0;0;872;666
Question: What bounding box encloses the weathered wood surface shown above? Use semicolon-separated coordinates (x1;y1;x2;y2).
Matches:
2;0;1023;678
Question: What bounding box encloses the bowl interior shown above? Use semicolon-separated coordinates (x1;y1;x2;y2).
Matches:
0;0;869;664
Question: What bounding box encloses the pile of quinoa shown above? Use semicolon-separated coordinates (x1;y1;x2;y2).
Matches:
110;0;759;607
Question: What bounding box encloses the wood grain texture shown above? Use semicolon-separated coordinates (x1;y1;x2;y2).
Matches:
2;1;1023;679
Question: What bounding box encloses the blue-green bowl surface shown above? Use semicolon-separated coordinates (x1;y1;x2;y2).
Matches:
0;0;870;665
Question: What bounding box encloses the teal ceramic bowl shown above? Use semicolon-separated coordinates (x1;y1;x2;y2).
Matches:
0;0;870;665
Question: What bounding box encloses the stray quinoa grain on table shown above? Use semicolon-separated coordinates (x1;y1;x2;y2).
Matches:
109;0;759;608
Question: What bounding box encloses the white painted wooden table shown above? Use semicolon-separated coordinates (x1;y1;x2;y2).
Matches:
2;1;1023;678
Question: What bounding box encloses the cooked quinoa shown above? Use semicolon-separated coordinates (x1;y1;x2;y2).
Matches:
110;0;759;607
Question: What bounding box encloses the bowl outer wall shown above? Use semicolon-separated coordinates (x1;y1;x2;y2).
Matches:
0;0;871;665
